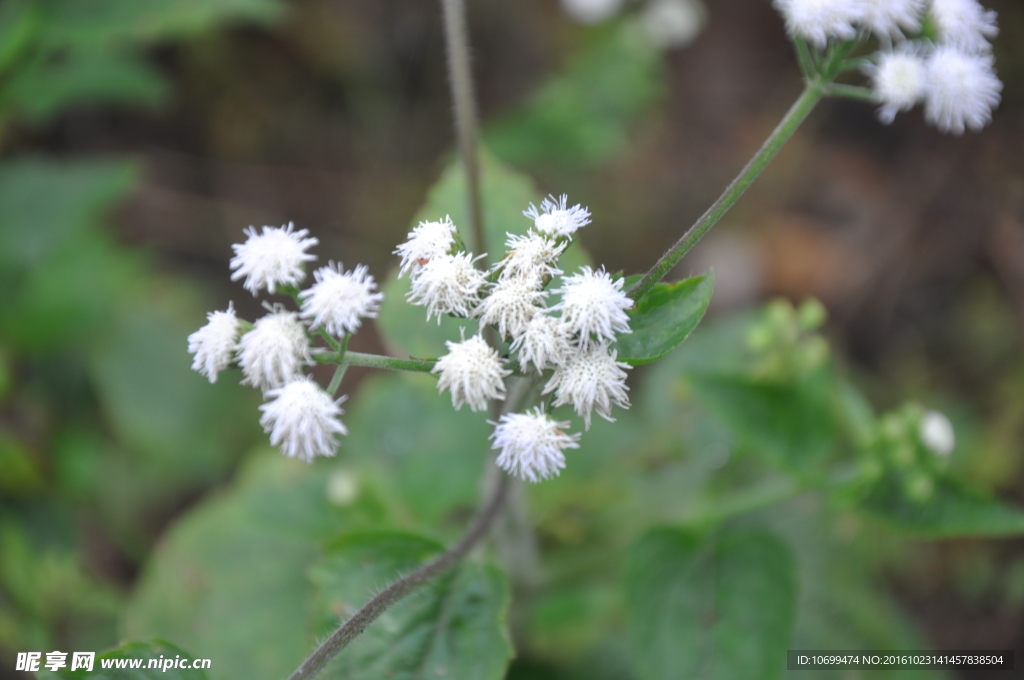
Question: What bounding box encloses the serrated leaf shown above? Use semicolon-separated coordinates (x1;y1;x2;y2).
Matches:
625;527;796;680
687;370;839;473
311;532;512;680
614;271;713;365
858;473;1024;538
41;640;209;679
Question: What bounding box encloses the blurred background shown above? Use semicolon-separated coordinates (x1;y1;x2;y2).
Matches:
1;0;1023;677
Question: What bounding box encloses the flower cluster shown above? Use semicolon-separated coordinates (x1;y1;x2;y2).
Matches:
773;0;1002;134
398;195;633;483
188;223;384;463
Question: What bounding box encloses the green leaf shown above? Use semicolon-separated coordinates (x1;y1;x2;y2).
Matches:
625;527;796;680
4;50;167;123
687;370;839;473
344;373;489;527
614;271;713;365
858;473;1024;538
310;532;513;680
42;640;210;679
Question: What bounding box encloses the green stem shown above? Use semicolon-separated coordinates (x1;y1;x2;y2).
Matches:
793;37;815;80
326;335;350;394
628;81;826;301
826;83;877;102
324;351;436;373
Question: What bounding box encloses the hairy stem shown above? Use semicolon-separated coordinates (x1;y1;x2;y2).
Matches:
628;81;826;302
440;0;486;259
285;473;513;680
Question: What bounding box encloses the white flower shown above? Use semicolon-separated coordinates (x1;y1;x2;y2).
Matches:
559;0;623;24
555;266;632;349
924;46;1002;134
230;222;318;295
868;50;927;124
495;231;566;283
543;344;631;430
930;0;998;54
237;306;311;393
490;408;581;483
859;0;925;40
432;332;510;412
640;0;708;50
259;378;347;463
475;275;547;340
188;302;242;383
407;252;488;323
919;410;955;456
772;0;863;48
300;262;383;336
511;314;574;373
524;195;591;240
394;216;458;277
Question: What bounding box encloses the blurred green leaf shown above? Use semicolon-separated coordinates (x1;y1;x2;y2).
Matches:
0;0;41;77
5;50;167;123
40;640;210;679
614;271;713;365
625;527;796;680
0;429;43;495
344;373;489;527
858;473;1024;538
40;0;285;49
687;370;839;474
310;532;512;680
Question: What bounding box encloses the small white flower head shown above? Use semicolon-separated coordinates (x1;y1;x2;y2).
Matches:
868;49;927;124
300;262;383;337
259;378;347;463
394;216;458;277
560;0;624;24
640;0;708;50
919;410;955;456
859;0;925;40
772;0;864;49
188;302;242;383
524;195;591;240
407;252;488;323
490;407;581;483
930;0;998;54
237;305;312;393
230;222;318;295
432;332;510;412
510;313;575;373
924;46;1002;134
543;344;631;430
555;266;633;349
475;275;548;340
496;231;566;283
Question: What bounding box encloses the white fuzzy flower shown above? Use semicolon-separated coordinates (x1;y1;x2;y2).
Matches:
543;344;631;430
230;222;318;295
930;0;998;54
772;0;864;48
432;332;510;412
560;0;623;24
524;195;591;240
511;314;575;373
495;231;566;283
300;262;383;336
924;46;1002;134
407;252;488;323
259;378;347;463
555;266;632;349
640;0;708;50
237;306;311;393
490;408;581;483
475;275;548;340
394;216;458;277
868;50;927;124
188;302;242;383
919;410;955;456
859;0;925;40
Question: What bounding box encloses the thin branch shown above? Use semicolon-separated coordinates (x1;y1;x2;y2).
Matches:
440;0;486;259
628;82;826;301
284;473;513;680
825;83;877;102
